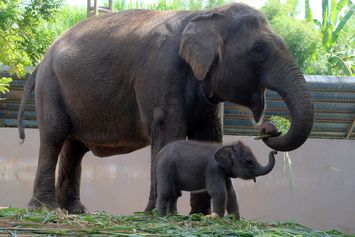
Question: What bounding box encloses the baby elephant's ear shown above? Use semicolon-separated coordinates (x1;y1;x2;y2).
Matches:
215;146;235;174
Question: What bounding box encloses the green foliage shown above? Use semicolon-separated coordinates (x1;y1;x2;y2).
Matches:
331;15;355;75
0;0;63;70
262;0;354;76
113;0;127;11
205;0;227;9
0;207;351;236
261;0;322;74
262;0;283;21
0;0;63;93
113;0;229;11
147;0;188;10
48;5;86;37
328;55;353;75
270;115;291;135
270;16;320;73
305;0;354;76
262;0;299;20
304;0;312;22
307;0;354;50
0;77;12;94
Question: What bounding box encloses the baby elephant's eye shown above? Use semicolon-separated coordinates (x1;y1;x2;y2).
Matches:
245;160;254;166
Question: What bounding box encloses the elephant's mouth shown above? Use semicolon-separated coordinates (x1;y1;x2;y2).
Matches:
251;83;265;123
240;173;257;182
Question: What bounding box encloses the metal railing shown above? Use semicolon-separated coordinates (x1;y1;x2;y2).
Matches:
87;0;113;17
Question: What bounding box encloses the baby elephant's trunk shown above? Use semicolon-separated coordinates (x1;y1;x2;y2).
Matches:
253;150;277;176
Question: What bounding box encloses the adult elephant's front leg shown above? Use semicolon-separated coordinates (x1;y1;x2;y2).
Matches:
188;104;223;214
144;106;187;212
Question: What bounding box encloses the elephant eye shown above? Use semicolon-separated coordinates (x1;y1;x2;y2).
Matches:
245;159;254;166
253;45;264;53
248;42;268;61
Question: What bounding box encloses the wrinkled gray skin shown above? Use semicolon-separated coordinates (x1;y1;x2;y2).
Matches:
260;121;281;137
18;3;313;214
156;140;277;217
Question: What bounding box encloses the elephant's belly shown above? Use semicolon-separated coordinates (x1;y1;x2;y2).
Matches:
68;101;151;157
72;118;151;157
177;177;206;192
87;138;150;157
190;189;208;194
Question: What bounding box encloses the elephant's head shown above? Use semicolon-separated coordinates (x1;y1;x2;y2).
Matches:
179;3;314;151
215;141;276;180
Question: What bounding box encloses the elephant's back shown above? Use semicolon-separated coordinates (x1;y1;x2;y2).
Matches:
51;9;192;57
159;140;220;159
47;8;194;86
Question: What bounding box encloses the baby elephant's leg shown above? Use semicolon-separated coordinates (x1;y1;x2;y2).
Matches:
208;187;226;217
157;195;170;216
207;175;226;217
156;168;174;216
167;190;181;215
212;192;226;217
226;179;240;220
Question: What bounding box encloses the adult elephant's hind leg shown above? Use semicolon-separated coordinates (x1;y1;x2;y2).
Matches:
28;139;64;209
56;139;88;214
28;72;69;210
28;105;69;209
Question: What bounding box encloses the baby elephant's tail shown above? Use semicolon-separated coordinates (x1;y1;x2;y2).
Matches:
18;66;38;143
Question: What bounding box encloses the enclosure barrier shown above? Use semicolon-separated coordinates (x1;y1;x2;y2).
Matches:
0;72;354;140
87;0;113;17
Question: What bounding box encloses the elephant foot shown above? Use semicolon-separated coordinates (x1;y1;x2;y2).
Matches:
28;196;59;210
144;201;155;213
59;200;87;214
227;211;240;220
206;213;220;218
190;206;211;215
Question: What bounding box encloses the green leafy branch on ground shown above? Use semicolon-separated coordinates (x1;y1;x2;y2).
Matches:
0;207;351;236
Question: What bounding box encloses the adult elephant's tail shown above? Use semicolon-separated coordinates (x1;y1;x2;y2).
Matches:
18;66;38;143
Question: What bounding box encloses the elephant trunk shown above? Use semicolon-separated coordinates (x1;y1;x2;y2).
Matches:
253;150;276;176
262;51;314;151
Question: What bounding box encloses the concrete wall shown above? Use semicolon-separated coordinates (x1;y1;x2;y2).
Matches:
0;128;354;233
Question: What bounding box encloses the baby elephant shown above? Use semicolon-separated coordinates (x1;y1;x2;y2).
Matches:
156;140;277;218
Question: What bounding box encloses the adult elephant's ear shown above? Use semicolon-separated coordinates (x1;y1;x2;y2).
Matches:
179;13;225;80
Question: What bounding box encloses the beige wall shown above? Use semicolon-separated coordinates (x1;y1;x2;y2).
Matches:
0;128;354;233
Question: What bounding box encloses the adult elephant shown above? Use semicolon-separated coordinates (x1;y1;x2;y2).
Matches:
18;3;314;214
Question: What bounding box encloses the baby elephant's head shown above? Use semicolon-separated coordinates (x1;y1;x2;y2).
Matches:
215;141;277;180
